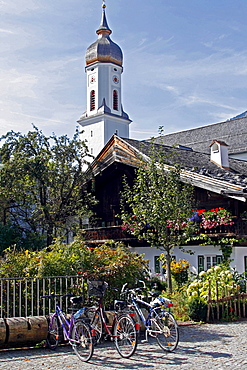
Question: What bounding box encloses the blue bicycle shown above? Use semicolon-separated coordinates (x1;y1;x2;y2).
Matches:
41;294;94;362
120;281;179;352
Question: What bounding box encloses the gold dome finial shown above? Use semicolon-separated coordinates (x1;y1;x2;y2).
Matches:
102;0;106;9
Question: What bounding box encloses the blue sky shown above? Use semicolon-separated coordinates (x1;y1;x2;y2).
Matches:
1;0;247;141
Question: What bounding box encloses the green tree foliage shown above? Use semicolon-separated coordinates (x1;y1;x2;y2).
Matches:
120;143;195;292
0;126;96;247
0;223;46;254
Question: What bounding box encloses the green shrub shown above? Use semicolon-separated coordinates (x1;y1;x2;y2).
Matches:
0;238;149;290
147;276;167;292
186;265;235;301
187;297;207;322
163;287;191;321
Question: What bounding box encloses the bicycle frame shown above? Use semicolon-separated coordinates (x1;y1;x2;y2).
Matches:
126;290;175;338
93;296;119;338
130;296;150;326
51;303;78;344
86;282;138;358
43;294;94;362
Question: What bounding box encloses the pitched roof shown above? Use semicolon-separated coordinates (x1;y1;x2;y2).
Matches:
91;135;247;201
151;116;247;155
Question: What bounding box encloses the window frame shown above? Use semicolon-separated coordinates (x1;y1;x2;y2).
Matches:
198;254;222;273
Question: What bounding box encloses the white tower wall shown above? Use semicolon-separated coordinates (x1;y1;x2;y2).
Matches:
78;4;131;162
86;63;123;116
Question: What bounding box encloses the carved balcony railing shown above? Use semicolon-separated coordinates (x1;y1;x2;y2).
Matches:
82;219;247;244
199;219;247;237
82;225;134;243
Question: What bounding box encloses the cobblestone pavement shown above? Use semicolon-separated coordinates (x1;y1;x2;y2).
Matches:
0;320;247;370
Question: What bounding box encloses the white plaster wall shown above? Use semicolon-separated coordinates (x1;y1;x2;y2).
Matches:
81;120;104;158
104;117;129;142
80;115;129;161
86;64;122;116
230;246;247;272
98;64;110;109
86;67;98;116
130;244;247;275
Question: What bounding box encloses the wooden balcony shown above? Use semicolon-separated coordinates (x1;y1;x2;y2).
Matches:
199;219;247;238
82;225;137;244
82;219;247;244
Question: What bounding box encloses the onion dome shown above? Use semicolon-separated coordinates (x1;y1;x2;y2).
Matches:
85;3;123;67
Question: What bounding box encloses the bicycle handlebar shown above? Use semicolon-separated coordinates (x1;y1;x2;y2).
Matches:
120;280;146;296
41;293;74;299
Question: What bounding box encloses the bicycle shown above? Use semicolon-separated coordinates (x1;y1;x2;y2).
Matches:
82;280;137;358
120;281;179;352
41;293;94;362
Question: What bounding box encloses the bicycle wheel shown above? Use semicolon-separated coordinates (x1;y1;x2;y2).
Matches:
86;307;103;344
46;314;60;350
113;314;137;358
71;320;94;362
152;311;179;352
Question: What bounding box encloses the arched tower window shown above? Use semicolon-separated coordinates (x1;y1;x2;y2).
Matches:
113;90;118;111
90;90;95;111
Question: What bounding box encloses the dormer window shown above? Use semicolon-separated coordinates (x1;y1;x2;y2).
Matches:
210;140;229;169
212;142;219;153
113;90;118;111
90;90;95;111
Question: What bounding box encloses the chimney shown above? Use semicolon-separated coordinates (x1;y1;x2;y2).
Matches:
209;140;229;169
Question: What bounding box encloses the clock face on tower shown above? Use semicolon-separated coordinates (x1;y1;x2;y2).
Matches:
90;75;96;84
112;75;119;84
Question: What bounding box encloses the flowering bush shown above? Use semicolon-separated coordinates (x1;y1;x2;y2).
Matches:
190;208;234;230
201;208;234;229
0;239;149;289
121;216;153;234
170;258;191;288
121;220;137;233
166;220;188;229
186;265;235;302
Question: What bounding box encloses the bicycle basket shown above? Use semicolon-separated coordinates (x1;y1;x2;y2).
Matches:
88;280;108;298
114;300;127;312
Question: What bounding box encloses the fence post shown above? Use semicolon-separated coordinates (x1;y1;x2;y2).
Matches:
236;285;240;318
243;293;246;318
216;280;219;320
207;279;211;322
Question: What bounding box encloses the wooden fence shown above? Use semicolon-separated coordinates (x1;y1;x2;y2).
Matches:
207;280;247;321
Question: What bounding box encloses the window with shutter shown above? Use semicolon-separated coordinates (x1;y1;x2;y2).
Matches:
244;256;247;273
154;256;160;274
198;255;205;273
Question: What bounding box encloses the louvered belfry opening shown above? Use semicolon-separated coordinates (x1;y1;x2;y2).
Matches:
90;90;95;111
113;90;118;111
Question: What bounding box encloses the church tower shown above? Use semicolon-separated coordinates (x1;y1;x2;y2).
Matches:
78;1;131;159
